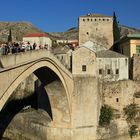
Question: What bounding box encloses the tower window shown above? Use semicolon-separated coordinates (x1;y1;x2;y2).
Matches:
61;56;63;60
99;69;102;75
83;19;85;21
116;98;119;102
87;18;89;21
95;19;96;21
91;19;93;21
107;69;111;74
82;65;86;72
116;69;119;74
86;32;89;35
125;58;128;65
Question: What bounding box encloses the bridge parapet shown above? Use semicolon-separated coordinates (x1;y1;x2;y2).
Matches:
0;49;50;68
0;49;72;79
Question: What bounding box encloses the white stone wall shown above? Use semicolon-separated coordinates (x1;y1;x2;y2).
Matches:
97;57;129;81
56;40;68;44
72;47;128;81
55;52;72;69
23;37;52;48
102;80;140;112
72;47;97;76
56;39;78;44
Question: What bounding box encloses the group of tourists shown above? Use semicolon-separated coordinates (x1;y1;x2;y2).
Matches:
0;42;50;56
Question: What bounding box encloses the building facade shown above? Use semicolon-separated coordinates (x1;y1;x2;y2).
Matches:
56;39;78;49
72;43;128;81
72;47;97;76
54;48;72;70
119;34;140;58
78;13;114;49
23;33;52;48
96;50;128;81
117;34;140;80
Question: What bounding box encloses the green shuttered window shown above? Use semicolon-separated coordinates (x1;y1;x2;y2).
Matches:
136;45;140;53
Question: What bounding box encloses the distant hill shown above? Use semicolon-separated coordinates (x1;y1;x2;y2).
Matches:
0;21;140;43
0;22;43;42
48;27;78;40
119;25;140;37
49;25;140;40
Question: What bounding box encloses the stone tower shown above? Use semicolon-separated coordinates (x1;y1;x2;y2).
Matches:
78;13;114;49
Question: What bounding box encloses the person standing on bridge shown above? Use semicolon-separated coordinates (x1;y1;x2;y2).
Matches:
0;44;3;56
33;43;37;50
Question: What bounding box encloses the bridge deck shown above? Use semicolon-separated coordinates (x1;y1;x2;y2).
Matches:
0;49;72;79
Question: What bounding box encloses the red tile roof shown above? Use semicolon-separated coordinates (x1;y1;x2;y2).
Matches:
24;33;48;37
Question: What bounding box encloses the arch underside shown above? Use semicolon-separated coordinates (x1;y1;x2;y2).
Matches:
0;59;72;126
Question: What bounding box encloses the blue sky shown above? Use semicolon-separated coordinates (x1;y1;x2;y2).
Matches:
0;0;139;32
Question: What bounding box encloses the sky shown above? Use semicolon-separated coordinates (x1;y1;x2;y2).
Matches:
0;0;140;32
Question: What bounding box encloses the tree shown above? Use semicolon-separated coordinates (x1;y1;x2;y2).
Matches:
99;105;114;126
8;28;12;42
113;11;120;42
129;125;138;139
124;104;140;139
123;103;139;122
52;40;57;48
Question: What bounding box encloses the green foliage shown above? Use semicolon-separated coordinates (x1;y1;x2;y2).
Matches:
52;40;67;48
124;104;140;139
58;42;67;47
8;28;12;42
99;105;114;126
123;103;138;121
113;11;120;42
52;40;58;48
129;125;138;139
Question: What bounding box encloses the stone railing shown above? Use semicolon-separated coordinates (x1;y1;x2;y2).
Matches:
0;49;72;78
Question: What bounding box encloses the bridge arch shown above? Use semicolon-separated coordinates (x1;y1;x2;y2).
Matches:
0;58;73;126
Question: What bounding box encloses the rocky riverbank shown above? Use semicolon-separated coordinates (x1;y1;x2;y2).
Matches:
2;109;51;140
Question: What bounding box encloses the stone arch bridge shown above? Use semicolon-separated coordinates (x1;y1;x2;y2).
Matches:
0;49;100;140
